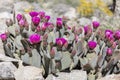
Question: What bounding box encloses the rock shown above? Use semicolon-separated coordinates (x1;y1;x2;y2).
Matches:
97;74;120;80
0;12;12;34
0;62;17;78
14;61;44;80
0;0;14;13
14;1;33;13
52;4;70;15
46;70;87;80
91;16;100;22
64;7;77;19
32;2;42;11
115;0;120;17
78;17;91;26
47;0;79;7
0;12;12;19
0;54;19;62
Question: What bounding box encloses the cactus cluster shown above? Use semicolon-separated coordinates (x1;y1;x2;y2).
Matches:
1;10;120;79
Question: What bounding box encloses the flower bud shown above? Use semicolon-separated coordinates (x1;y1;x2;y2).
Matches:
16;14;23;21
71;49;76;56
106;48;112;55
92;21;100;29
88;41;97;50
114;30;120;40
44;15;50;22
6;18;13;27
36;26;41;32
32;16;40;26
105;30;113;38
29;11;38;17
56;18;62;28
84;25;89;35
0;33;7;41
56;38;67;47
39;11;45;19
18;19;25;27
50;47;55;58
29;33;41;44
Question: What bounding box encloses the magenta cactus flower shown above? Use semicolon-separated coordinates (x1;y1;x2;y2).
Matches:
16;14;23;21
88;41;97;50
106;48;112;55
18;19;25;27
56;38;67;47
29;11;38;17
114;30;120;40
32;16;40;26
105;30;113;36
44;15;50;21
56;18;62;28
105;30;113;39
29;33;41;44
41;22;51;31
0;33;7;41
39;11;45;18
84;25;89;35
92;21;100;29
57;18;62;21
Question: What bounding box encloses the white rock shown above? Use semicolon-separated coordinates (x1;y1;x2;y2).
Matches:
46;70;87;80
0;54;19;62
0;62;17;78
0;0;14;12
78;17;91;26
14;1;33;13
52;4;70;15
115;0;120;16
0;12;12;19
14;61;44;80
97;74;120;80
91;16;100;22
64;7;77;19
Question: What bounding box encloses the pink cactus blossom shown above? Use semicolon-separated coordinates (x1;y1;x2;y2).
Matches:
29;33;41;44
56;38;67;47
106;48;112;55
88;41;97;50
92;21;100;29
18;19;25;27
44;15;50;21
16;14;23;21
32;16;40;26
29;11;38;17
39;11;45;18
56;18;62;28
0;33;7;41
114;30;120;40
41;22;50;31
